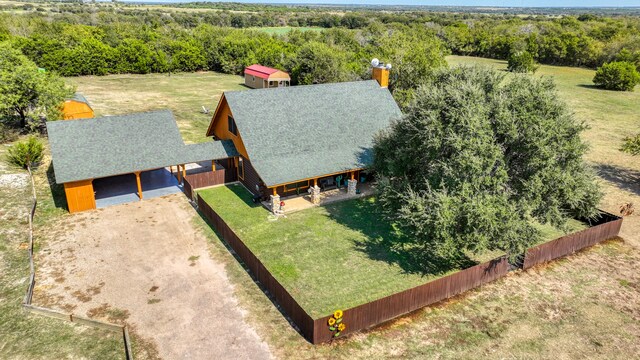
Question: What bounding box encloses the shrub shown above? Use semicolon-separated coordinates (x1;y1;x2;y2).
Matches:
6;136;44;170
593;61;640;91
507;51;538;73
621;133;640;156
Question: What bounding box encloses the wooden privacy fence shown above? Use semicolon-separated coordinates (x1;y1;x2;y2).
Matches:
197;193;623;344
183;169;227;200
523;211;622;270
197;195;315;341
197;194;510;343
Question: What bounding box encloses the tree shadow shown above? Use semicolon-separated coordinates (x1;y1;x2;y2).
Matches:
594;163;640;196
46;162;67;210
323;197;476;277
577;84;601;90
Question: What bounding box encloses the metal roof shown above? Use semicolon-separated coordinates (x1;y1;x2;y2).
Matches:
47;110;237;184
223;80;402;187
244;64;288;79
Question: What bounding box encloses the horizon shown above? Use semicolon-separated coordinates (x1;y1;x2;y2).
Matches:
131;0;640;8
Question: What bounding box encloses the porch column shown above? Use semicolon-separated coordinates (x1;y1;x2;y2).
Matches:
177;165;183;183
270;187;281;214
181;164;186;182
310;178;321;204
211;160;216;172
135;172;143;200
347;171;357;196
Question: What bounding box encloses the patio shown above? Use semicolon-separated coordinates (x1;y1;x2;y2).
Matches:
262;182;375;214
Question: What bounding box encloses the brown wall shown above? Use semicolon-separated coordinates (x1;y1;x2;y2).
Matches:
64;180;96;213
238;157;266;198
62;100;94;120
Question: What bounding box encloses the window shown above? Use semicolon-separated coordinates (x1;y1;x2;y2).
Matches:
228;115;237;136
237;157;245;180
252;76;255;82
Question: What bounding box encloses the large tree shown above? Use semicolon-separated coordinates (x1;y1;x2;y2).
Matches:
373;66;601;266
0;42;73;129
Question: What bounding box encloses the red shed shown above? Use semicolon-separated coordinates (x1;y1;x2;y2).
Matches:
244;64;290;89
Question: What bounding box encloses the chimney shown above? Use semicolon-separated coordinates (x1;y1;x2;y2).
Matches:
371;58;391;88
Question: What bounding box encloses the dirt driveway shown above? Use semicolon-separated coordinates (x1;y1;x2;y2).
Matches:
33;194;272;360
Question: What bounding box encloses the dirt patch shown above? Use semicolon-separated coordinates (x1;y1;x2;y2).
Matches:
33;194;272;359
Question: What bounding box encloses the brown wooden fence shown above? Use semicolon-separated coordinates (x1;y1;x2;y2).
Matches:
523;211;622;270
197;195;316;341
183;169;227;200
312;256;510;343
197;193;623;344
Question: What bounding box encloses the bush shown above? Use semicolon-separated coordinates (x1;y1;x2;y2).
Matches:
6;136;44;170
621;133;640;156
507;51;538;73
593;61;640;91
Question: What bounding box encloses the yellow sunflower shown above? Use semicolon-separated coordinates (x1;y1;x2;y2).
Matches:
328;317;336;326
333;310;343;319
338;323;346;331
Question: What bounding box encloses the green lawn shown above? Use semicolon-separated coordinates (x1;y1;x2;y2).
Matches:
199;185;507;317
66;71;246;144
249;26;325;35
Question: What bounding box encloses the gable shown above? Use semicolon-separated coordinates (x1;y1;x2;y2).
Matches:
209;80;402;187
206;95;250;160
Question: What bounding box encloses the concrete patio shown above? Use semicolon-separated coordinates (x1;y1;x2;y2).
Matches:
262;182;375;214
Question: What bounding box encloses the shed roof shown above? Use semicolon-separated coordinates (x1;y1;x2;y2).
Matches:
48;110;237;184
68;92;91;105
245;64;288;79
219;80;402;187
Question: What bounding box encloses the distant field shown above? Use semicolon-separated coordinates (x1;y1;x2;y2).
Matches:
250;26;325;35
66;72;246;144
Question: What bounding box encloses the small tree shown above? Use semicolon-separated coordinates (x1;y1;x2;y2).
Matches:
621;134;640;156
507;51;538;73
6;136;44;172
373;66;601;265
593;61;640;91
0;42;74;129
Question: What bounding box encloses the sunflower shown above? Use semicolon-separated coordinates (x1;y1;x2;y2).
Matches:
333;310;343;319
328;317;336;326
338;323;346;331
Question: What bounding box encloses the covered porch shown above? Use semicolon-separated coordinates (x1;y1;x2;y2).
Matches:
262;182;374;214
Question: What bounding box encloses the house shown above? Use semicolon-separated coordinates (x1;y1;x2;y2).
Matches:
47;110;237;213
244;64;290;89
207;65;401;212
61;93;94;120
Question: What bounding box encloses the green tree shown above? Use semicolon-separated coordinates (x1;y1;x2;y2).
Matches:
373;66;601;266
593;61;640;91
507;50;538;73
6;136;44;171
0;42;74;128
289;42;355;85
621;134;640;156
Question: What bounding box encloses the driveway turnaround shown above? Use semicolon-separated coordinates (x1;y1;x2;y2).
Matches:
33;194;272;360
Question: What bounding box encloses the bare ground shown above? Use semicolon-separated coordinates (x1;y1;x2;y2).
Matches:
32;194;272;360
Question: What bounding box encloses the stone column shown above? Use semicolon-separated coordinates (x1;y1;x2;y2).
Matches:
309;185;321;204
347;179;357;196
270;194;281;214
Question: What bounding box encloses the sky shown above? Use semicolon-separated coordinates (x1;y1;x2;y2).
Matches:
162;0;640;7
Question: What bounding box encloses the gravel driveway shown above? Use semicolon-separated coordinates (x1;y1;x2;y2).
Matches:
33;194;272;360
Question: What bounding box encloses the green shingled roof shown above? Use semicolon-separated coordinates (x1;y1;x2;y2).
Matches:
47;110;237;184
224;80;402;186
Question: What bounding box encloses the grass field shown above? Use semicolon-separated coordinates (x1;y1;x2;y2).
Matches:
66;72;246;144
249;26;325;35
198;184;588;318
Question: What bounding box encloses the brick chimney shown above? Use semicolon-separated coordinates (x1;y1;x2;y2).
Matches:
371;58;391;88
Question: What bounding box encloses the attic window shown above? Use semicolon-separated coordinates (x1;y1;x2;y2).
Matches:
228;115;238;136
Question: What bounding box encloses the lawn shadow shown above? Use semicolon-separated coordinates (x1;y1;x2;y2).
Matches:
225;183;262;208
46;162;67;209
577;84;601;90
594;163;640;196
324;197;476;277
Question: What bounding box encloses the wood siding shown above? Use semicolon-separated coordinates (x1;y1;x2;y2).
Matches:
244;74;266;89
207;95;250;159
239;157;266;197
372;67;389;88
64;180;96;213
62;100;94;120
